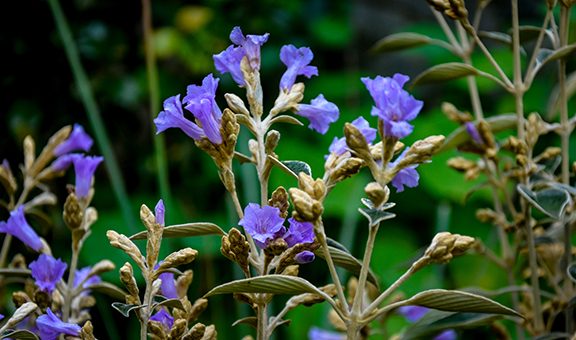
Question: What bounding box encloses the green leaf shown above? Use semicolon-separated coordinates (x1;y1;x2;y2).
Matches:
405;289;523;317
269;115;304;126
87;282;128;301
517;185;571;219
401;310;501;340
568;263;576;283
358;206;396;226
1;330;39;340
535;44;576;73
111;302;146;317
412;63;479;86
371;33;432;53
439;114;517;152
517;25;551;43
282;160;312;177
315;246;379;288
478;31;512;45
204;275;324;296
129;222;225;240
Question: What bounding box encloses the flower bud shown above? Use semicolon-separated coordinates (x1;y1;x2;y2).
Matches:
365;182;389;207
224;93;250;116
441;102;472;123
156;248;198;275
289;188;323;222
265;130;280;155
63;192;83;230
269;186;290;218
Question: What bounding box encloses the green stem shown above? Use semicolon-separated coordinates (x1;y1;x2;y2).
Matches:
141;0;171;220
47;0;136;233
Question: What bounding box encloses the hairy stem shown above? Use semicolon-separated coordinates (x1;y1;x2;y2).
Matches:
257;300;268;340
457;23;484;119
351;223;379;317
62;247;80;322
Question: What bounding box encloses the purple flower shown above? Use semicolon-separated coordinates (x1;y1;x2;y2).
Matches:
279;45;318;90
54;124;93;157
154;95;206;140
296;94;339;134
362;74;423;139
159;271;178;299
283;218;314;247
465;122;484;145
328;116;377;156
295;250;315;264
149;308;174;331
51;153;80;172
398;306;456;340
36;308;81;340
308;327;345;340
72;155;103;198
434;330;457;340
0;314;4;321
29;254;67;293
238;203;285;248
183;74;223;144
73;266;101;290
155;199;165;226
0;206;43;252
213;26;269;86
389;150;419;192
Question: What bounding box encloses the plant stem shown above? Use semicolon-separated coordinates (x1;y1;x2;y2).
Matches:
62;247;80;322
141;0;171;220
47;0;136;233
257;300;268;340
351;223;379;317
457;23;484;119
140;273;154;340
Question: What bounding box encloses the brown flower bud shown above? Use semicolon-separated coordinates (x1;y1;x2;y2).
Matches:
265;238;288;257
23;136;35;172
156;248;199;275
297;173;326;201
148;318;168;340
5;302;38;329
271;83;305;115
183;322;206;340
107;230;146;271
169;319;188;340
280;265;299;276
344;122;371;158
30;125;72;176
12;291;30;308
0;160;17;196
120;262;140;305
327;157;364;186
264;130;280;155
365;182;389;207
424;232;475;263
225;93;250;116
441;102;472;123
63;192;83;230
176;270;194;298
269;186;290;218
289;188;323;222
189;298;209;323
80;320;96;340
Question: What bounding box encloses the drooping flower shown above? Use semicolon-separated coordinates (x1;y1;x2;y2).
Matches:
328;116;377;156
308;327;345;340
54;124;93;157
73;266;101;291
279;45;318;91
158;271;178;299
465;122;484;145
295;94;339;134
389;149;419;192
283;218;314;247
154;95;205;140
149;308;174;331
0;206;43;252
72;155;104;198
183;74;223;144
29;254;67;293
51;153;81;172
238;203;285;248
398;306;457;340
295;250;315;264
362;74;423;139
36;308;81;340
155;199;165;226
213;26;269;86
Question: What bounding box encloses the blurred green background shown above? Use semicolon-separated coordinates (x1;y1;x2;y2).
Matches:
1;0;574;338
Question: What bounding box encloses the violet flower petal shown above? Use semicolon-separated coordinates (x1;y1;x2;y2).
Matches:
0;206;43;252
328;116;376;156
295;250;315;264
279;44;318;90
296;94;339;134
36;308;81;340
51;153;82;172
29;254;67;293
54;124;93;157
238;203;285;248
159;271;178;299
214;45;246;86
149;308;174;331
229;26;269;70
308;327;345;340
283;218;315;247
398;305;429;322
465;122;484;145
184;74;223;144
154;95;205;140
155;199;165;226
72;155;103;198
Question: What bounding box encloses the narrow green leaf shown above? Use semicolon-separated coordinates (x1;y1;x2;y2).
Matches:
204;275;323;296
401;310;501;340
517;185;571;219
567;263;576;283
315;246;379;288
232;316;258;328
282;161;312;177
405;289;523;317
153;297;185;310
1;330;39;340
111;302;146;317
371;33;432;53
439;114;517;152
129;222;225;240
358;206;396;226
517;25;551;43
269;115;304;126
87;282;128;301
537;44;576;70
412;63;479;86
478;31;512;44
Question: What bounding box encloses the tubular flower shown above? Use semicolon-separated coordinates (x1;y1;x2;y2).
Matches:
0;206;43;252
283;218;314;247
308;327;345;340
72;155;104;198
398;306;456;340
154;95;205;140
328;116;377;156
54;124;93;157
362;74;423;139
183;74;223;144
238;203;285;248
36;308;81;340
213;26;269;86
29;254;67;293
279;44;318;91
295;94;340;134
465;122;484;145
295;250;315;264
155;199;165;226
389;149;420;192
149;308;174;332
159;271;178;299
